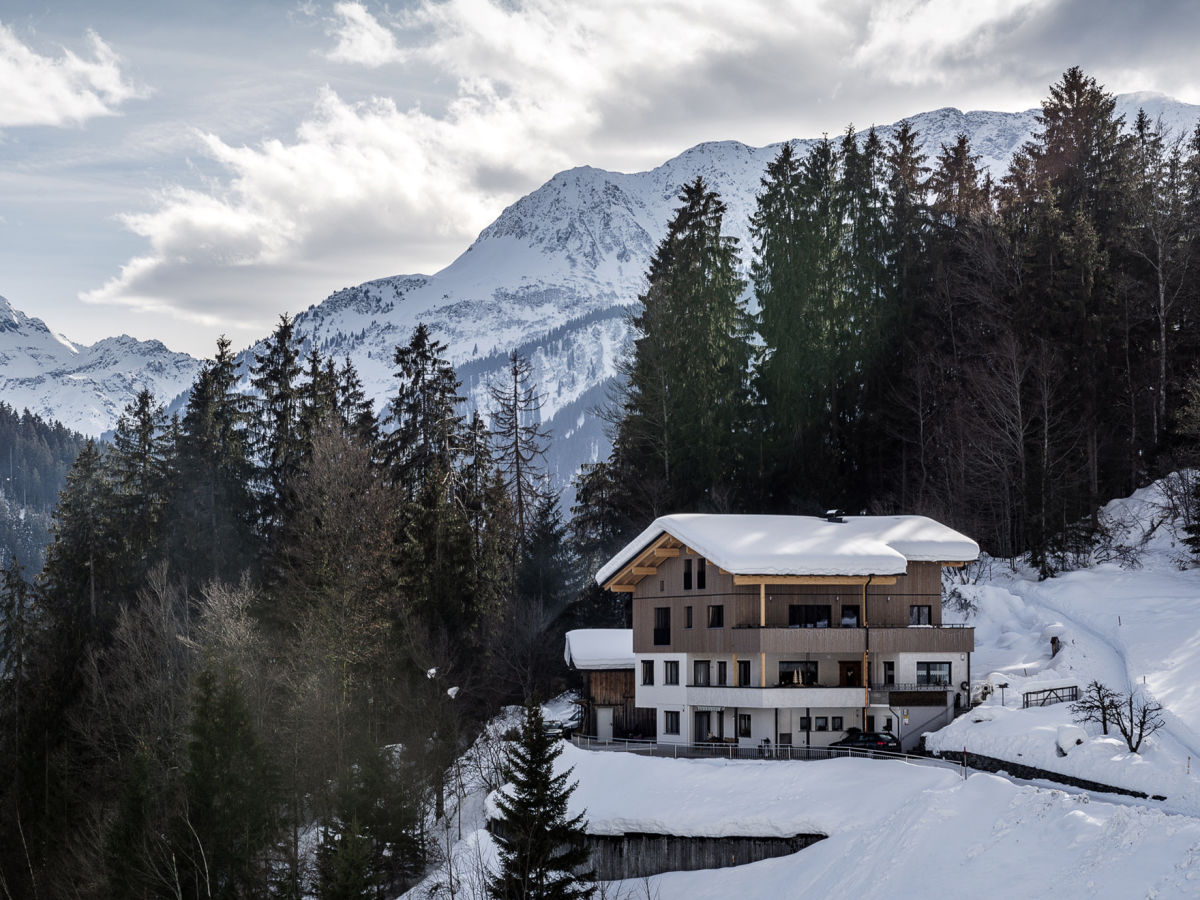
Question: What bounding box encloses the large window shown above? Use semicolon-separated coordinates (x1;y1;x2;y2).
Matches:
789;604;831;628
841;604;860;627
654;607;670;645
917;661;951;685
737;659;751;687
683;558;693;591
778;660;818;686
641;660;654;685
738;714;752;738
664;661;680;685
707;604;724;628
909;604;932;626
832;716;843;731
693;660;710;686
664;711;680;735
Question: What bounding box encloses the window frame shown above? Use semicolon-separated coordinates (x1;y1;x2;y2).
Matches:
697;557;707;590
664;660;680;685
641;660;654;686
685;605;693;628
663;710;680;735
815;716;828;732
737;659;751;687
916;660;951;686
737;713;752;738
693;659;710;686
832;716;843;731
909;604;932;626
706;604;724;628
840;604;860;627
717;660;727;686
683;558;693;591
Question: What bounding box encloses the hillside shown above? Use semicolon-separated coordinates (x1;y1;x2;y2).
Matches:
8;93;1198;497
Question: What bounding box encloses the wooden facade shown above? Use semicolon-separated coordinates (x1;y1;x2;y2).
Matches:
629;557;954;654
577;668;657;739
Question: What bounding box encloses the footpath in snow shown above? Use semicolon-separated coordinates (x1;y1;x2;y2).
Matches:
930;478;1200;813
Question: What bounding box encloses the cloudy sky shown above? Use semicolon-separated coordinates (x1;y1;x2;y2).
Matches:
3;0;1199;357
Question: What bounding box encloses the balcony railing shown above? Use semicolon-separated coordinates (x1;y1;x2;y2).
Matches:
869;682;954;692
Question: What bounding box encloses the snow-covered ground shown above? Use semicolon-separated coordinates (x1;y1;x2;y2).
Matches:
406;478;1200;898
409;744;1200;899
930;478;1200;813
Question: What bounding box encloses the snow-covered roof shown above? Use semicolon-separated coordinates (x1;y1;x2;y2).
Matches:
563;629;635;670
596;514;979;586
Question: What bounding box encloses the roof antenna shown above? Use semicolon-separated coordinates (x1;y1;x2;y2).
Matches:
823;509;845;523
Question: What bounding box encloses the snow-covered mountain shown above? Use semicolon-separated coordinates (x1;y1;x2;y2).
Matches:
6;93;1200;488
0;295;201;436
270;92;1200;493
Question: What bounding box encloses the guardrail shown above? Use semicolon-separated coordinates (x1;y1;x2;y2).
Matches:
568;734;966;775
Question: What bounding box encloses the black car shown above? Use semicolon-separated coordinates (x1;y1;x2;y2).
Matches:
830;730;901;751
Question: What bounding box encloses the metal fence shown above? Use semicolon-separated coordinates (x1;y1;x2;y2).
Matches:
1022;685;1079;708
568;734;966;775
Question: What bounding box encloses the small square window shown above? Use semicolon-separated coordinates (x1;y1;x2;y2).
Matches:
909;605;932;626
664;661;679;685
738;713;752;738
832;716;843;731
798;716;811;731
815;717;828;732
641;660;654;685
664;710;680;735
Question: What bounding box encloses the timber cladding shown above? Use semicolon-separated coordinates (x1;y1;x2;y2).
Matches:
580;669;657;739
630;559;948;653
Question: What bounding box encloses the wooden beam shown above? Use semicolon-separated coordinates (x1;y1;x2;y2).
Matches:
732;574;898;586
607;584;636;593
938;561;967;568
651;548;680;558
632;566;658;576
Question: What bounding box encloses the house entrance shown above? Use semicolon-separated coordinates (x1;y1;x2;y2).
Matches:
596;707;614;742
839;661;862;687
695;710;714;741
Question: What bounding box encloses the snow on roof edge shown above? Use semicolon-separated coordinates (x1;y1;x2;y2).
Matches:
564;629;635;670
595;514;980;586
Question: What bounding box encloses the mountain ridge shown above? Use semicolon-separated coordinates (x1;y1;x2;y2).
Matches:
4;92;1199;495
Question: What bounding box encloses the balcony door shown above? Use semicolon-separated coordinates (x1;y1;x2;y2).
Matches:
695;710;713;741
839;660;862;687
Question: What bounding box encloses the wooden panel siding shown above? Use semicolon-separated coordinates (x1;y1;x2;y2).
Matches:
869;626;974;653
579;669;656;739
727;627;866;655
630;559;949;653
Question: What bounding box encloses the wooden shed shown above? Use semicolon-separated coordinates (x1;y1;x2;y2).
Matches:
564;629;657;741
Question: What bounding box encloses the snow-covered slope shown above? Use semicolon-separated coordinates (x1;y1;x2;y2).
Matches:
926;476;1200;808
8;93;1200;465
0;296;201;436
269;93;1200;494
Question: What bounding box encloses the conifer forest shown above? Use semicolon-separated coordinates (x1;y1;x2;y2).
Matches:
4;68;1200;897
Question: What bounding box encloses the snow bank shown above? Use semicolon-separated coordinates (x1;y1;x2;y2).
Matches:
563;629;634;670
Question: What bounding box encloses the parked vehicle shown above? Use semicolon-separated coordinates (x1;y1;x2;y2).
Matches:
830;730;901;751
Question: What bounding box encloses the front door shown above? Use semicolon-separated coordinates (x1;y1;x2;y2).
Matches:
596;707;614;742
839;660;862;687
695;710;712;742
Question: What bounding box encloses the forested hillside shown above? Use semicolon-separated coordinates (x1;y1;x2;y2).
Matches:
576;68;1200;579
4;67;1200;898
0;402;89;572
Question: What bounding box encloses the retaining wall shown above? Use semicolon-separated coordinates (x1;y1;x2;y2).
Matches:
586;831;826;880
936;750;1166;801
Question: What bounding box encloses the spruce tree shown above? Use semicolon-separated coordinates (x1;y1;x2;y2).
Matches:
490;351;551;557
619;177;752;510
250;313;303;531
488;701;593;900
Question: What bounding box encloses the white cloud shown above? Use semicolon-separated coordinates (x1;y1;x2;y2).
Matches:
0;22;142;128
324;2;404;67
86;0;1191;339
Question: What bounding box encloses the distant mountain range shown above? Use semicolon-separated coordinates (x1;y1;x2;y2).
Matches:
4;91;1199;495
